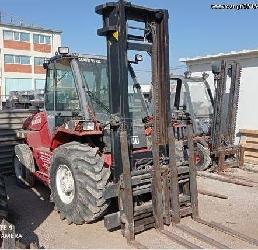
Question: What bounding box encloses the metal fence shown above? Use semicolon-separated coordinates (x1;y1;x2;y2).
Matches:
0;110;32;174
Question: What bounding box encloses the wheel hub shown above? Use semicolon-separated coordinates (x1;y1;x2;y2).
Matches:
56;165;75;204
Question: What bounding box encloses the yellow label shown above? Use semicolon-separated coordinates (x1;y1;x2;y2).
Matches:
113;31;119;41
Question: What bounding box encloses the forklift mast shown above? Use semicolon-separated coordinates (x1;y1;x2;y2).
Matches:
211;60;241;150
96;0;198;242
96;0;170;182
211;60;242;172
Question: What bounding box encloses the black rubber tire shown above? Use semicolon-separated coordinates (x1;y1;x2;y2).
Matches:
14;155;35;188
195;143;211;171
49;142;110;225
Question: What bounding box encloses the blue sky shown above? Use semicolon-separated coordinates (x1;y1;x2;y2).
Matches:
1;0;258;77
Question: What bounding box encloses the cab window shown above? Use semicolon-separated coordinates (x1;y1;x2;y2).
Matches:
45;63;54;111
55;61;80;111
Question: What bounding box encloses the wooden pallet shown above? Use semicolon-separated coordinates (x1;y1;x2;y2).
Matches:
239;129;258;167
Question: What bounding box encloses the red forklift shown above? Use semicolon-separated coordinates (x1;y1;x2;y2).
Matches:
14;0;198;242
13;1;254;248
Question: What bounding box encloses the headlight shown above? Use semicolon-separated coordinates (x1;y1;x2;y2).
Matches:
58;47;69;55
83;122;95;131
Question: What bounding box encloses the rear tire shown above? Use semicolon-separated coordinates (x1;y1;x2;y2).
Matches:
50;142;110;225
195;143;211;171
14;155;35;188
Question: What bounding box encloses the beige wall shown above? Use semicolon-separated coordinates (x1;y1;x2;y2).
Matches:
0;25;61;97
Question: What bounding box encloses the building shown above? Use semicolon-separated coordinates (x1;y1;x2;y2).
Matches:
180;49;258;137
0;22;62;104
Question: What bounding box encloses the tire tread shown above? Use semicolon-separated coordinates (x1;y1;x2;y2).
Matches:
50;142;110;225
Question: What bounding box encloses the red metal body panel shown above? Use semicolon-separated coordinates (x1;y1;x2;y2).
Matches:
23;111;152;186
33;171;49;186
25;112;51;149
33;147;52;175
51;127;102;149
23;111;112;185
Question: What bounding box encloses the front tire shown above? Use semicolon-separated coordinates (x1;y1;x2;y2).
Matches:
50;142;110;225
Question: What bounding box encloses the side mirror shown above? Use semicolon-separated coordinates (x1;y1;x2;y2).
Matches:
211;62;221;75
128;54;143;64
135;54;143;63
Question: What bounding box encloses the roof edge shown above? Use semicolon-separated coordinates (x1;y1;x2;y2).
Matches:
0;22;62;34
180;48;258;63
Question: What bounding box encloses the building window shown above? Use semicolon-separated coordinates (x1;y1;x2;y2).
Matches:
35;79;45;90
3;31;13;40
3;30;30;42
20;32;30;42
5;78;33;96
33;34;51;44
4;54;31;65
34;57;46;66
4;55;14;64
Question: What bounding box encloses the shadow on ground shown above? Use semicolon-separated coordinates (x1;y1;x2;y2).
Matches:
5;176;53;248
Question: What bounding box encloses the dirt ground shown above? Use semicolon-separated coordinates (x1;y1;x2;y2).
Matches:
4;167;258;249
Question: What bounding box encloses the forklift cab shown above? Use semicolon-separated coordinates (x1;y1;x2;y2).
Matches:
170;73;214;135
43;48;149;146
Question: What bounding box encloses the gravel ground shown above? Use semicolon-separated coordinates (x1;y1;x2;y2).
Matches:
4;167;258;249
